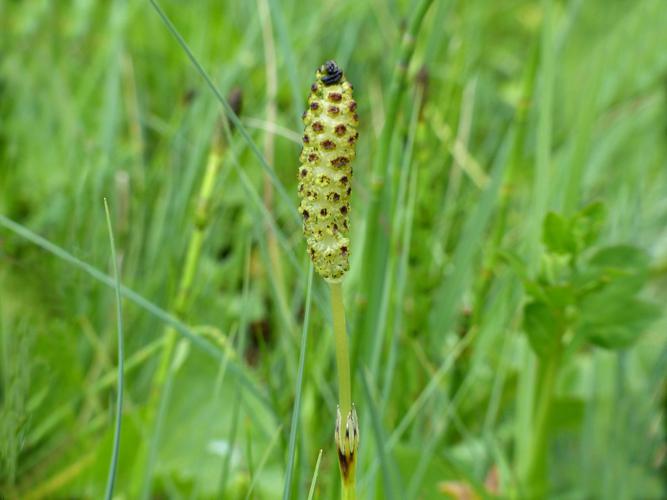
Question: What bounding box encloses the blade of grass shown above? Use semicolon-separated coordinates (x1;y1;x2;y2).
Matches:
22;453;96;500
102;198;124;500
242;118;301;144
359;368;401;500
245;419;255;487
212;325;241;398
306;449;324;500
337;15;365;70
283;265;314;500
244;424;284;500
423;0;453;63
219;389;243;494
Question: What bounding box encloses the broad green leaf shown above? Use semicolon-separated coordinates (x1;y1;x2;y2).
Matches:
542;212;576;255
589;244;649;271
578;292;661;349
587;244;649;294
570;265;607;296
570;244;649;300
523;301;564;358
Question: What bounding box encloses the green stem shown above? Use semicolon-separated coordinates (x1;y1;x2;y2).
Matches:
138;147;223;497
330;282;356;500
331;282;351;419
521;349;561;497
151;148;222;403
343;481;356;500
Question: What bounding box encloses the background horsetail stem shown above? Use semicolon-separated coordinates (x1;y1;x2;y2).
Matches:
151;145;223;396
357;0;434;354
139;107;235;495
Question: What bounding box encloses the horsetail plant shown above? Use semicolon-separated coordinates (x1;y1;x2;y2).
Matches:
299;60;359;499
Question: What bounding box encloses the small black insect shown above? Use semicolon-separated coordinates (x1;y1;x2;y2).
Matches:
320;60;343;85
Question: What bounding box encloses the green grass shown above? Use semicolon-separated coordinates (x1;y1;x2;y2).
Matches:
283;265;313;499
2;0;667;498
102;198;124;500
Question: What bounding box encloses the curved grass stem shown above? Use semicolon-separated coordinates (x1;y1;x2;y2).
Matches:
103;199;124;500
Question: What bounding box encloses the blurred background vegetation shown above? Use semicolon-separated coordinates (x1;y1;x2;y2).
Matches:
1;0;666;498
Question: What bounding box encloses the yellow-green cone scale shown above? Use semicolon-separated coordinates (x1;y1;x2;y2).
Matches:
298;60;358;282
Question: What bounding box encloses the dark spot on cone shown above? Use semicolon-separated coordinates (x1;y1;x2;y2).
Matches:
331;156;349;167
